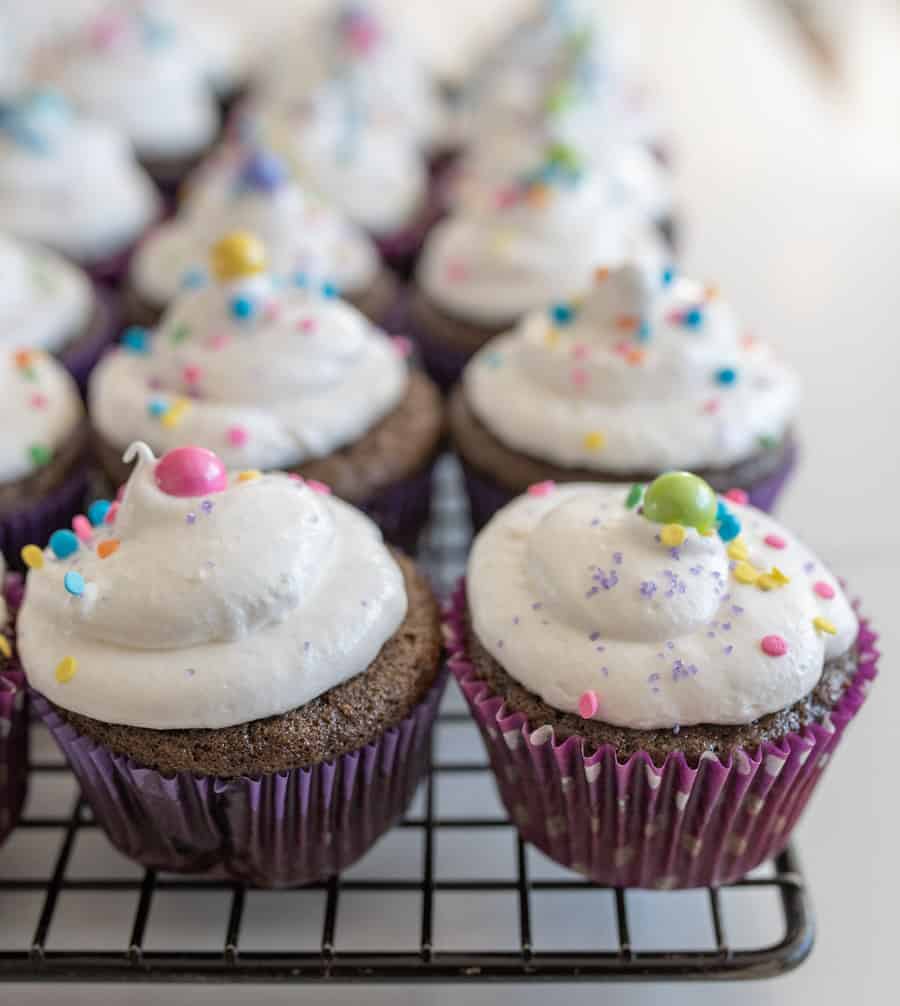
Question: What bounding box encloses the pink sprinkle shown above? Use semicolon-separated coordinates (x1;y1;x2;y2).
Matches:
115;484;127;502
207;333;230;351
761;634;788;657
297;318;316;334
263;302;281;321
702;398;721;415
724;488;749;504
392;336;412;358
527;480;556;497
105;502;120;526
446;260;469;283
288;473;304;483
72;515;93;543
571;343;590;361
147;377;163;391
183;365;202;385
227;425;248;447
30;392;48;410
578;691;599;718
764;534;786;549
613;341;631;358
666;309;686;325
814;581;835;599
494;187;520;209
307;479;332;495
571;367;589;389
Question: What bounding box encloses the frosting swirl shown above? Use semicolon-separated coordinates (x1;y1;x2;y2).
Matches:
468;480;858;729
0;233;94;352
0;346;85;483
17;442;408;729
91;233;407;469
463;264;798;471
0;91;160;263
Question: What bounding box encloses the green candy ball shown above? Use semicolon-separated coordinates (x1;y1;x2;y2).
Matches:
642;472;718;531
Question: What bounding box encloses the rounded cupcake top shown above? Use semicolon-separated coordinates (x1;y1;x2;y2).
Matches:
17;441;408;729
463;264;797;471
418;152;666;326
44;3;220;160
131;150;379;308
0;346;85;484
91;232;408;470
0;233;94;352
0;90;161;263
469;475;858;730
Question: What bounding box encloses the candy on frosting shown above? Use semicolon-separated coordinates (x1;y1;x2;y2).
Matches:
0;347;84;483
130;150;379;308
17;441;408;729
462;263;798;471
90;232;407;470
468;479;858;730
0;233;94;352
0;91;160;263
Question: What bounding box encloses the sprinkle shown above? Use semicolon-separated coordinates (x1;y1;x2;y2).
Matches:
186;512;197;525
64;571;85;596
733;561;760;585
297;317;316;334
146;398;167;418
307;479;331;495
578;690;599;718
527;481;556;497
87;500;111;527
571;367;588;389
770;567;790;586
201;500;214;513
105;502;119;525
683;307;703;329
72;515;93;543
640;581;657;599
180;267;206;289
182;365;202;385
625;484;643;509
392;336;413;358
702;398;720;415
237;470;261;483
49;529;79;559
727;539;748;561
227;425;248;447
660;524;686;547
161;399;190;429
724;488;749;504
170;323;191;345
97;539;120;559
761;634;788;657
764;534;786;549
55;656;78;683
29;444;52;467
321;280;339;299
715;367;738;386
813;616;837;635
814;581;835;599
583;431;605;451
756;574;776;591
229;294;256;320
718;514;741;542
0;636;10;659
30;392;48;409
21;544;44;569
121;326;150;354
14;349;35;369
661;266;675;286
549;303;574;325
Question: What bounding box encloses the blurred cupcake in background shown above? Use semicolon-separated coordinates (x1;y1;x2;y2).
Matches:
127;149;398;329
90;233;443;550
0;90;161;282
450;264;798;529
0;348;89;566
1;551;28;848
21;442;446;885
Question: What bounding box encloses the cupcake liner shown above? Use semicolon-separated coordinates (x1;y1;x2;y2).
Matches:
59;286;120;394
375;194;445;280
405;306;472;393
32;667;447;887
358;460;437;554
459;442;798;534
1;575;29;846
448;582;877;889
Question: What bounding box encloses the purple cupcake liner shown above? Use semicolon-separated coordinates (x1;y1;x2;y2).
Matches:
32;667;447;887
59;286;120;394
0;466;90;572
459;443;798;534
1;575;29;846
358;460;437;554
375;195;445;280
405;304;474;393
447;582;877;889
85;242;142;290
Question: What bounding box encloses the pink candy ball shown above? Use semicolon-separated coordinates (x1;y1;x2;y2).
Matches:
155;446;228;498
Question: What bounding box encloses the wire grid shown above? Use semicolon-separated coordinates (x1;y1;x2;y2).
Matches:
0;456;814;984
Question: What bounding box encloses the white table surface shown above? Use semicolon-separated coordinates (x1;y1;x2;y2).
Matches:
7;1;900;1003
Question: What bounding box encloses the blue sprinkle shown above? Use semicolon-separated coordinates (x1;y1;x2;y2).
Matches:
49;529;79;559
717;500;729;521
637;319;652;343
321;280;339;299
718;515;742;542
180;267;206;289
64;571;85;597
661;266;675;286
121;326;150;354
292;271;309;288
683;307;703;329
147;399;168;418
87;500;111;527
715;367;738;386
549;303;575;325
229;295;255;320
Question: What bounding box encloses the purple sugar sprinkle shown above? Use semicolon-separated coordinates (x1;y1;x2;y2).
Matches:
185;668;195;677
723;644;734;655
186;512;197;524
648;673;661;683
592;569;619;590
613;551;623;565
707;631;716;638
722;593;731;602
201;499;214;513
721;621;732;631
640;581;657;599
601;666;609;676
585;587;599;598
532;602;543;610
672;658;689;681
689;565;702;575
589;631;601;641
804;561;816;574
304;641;311;652
731;605;744;615
728;560;737;571
590;518;601;527
666;640;675;650
669;548;682;561
497;639;504;648
361;600;368;607
513;616;520;625
595;644;605;652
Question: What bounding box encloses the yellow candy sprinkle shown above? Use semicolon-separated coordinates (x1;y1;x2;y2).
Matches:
21;544;44;569
237;470;261;483
813;616;837;635
727;539;748;561
583;431;606;451
55;656;78;683
0;635;11;659
757;574;776;591
210;231;267;281
544;328;560;347
660;524;686;547
733;561;760;585
161;399;190;429
770;567;790;586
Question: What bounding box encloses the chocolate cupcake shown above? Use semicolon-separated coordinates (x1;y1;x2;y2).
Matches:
90;232;443;551
450;264;798;527
448;475;875;888
0;348;89;567
0;554;27;847
127;150;398;330
20;442;445;885
0;90;161;283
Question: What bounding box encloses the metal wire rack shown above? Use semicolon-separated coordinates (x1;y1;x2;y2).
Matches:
0;457;815;985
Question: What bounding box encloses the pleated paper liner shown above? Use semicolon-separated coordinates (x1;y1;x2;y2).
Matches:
1;574;28;846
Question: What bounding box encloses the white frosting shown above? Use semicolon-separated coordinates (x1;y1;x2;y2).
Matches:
90;258;408;469
0;234;94;352
132;156;378;308
463;265;797;472
0;346;85;483
418;167;667;327
0;92;161;264
47;4;220;160
468;482;859;729
17;442;408;729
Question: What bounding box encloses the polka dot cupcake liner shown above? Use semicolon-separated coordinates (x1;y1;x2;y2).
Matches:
447;581;878;889
30;667;447;887
1;575;28;846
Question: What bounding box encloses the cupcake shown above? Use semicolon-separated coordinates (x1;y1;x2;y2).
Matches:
1;553;28;847
0;90;161;282
90;233;444;551
0;348;89;567
450;264;798;528
409;149;666;389
42;2;221;190
0;232;118;391
127;149;397;329
448;475;876;888
20;441;446;885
